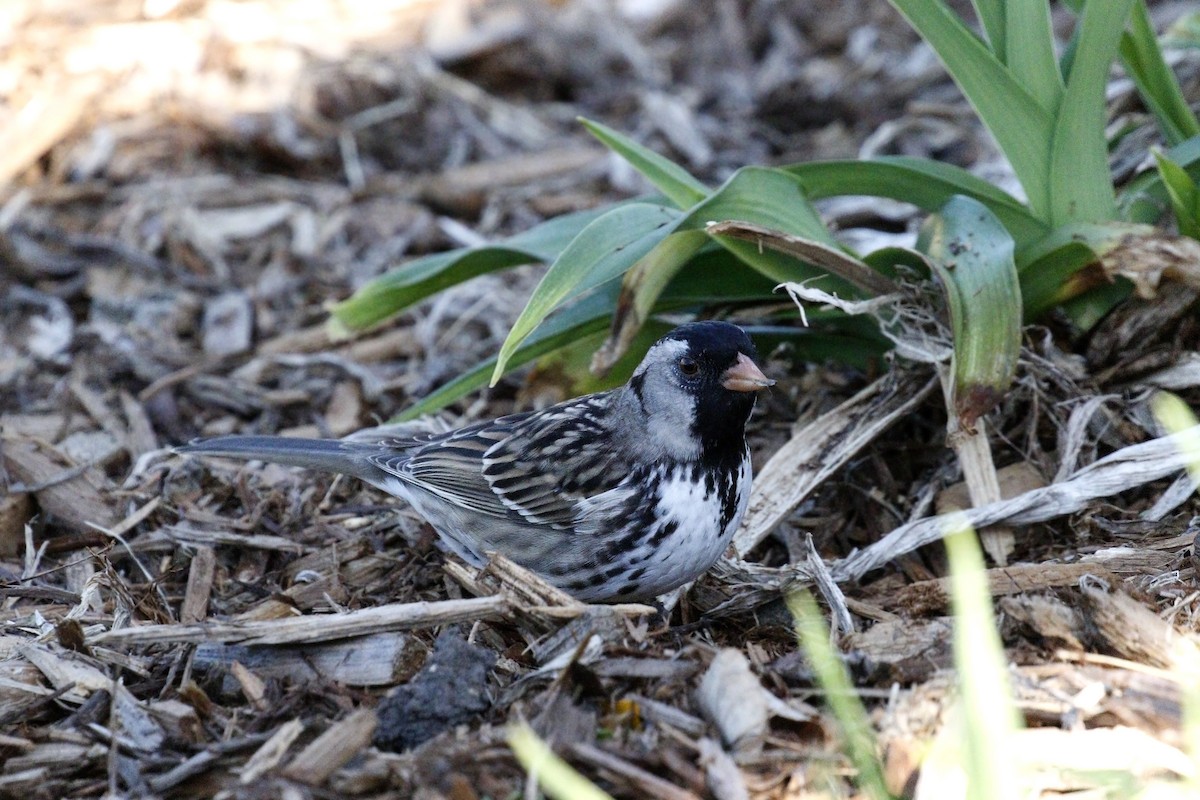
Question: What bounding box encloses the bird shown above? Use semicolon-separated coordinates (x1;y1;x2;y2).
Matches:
176;321;774;602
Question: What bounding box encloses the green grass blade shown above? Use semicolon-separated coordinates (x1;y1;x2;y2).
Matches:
329;205;610;332
1003;0;1064;112
509;723;615;800
786;157;1049;244
943;518;1023;800
1150;394;1200;791
920;195;1021;428
787;590;893;800
1118;134;1200;222
580;117;709;209
1153;148;1200;239
887;0;1055;219
1119;1;1200;145
491;203;680;383
1048;0;1134;225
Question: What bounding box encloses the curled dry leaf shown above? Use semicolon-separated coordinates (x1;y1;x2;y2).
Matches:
695;648;769;753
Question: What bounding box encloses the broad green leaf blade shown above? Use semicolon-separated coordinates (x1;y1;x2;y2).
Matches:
401;288;620;419
329;205;610;332
580;118;709;208
706;220;902;296
1119;1;1200;145
920;195;1022;428
1048;0;1134;225
591;228;708;372
888;0;1055;219
1058;279;1131;329
491;202;680;383
786;157;1049;244
1018;239;1100;319
399;252;793;418
971;0;1006;56
1153;149;1200;239
1015;221;1147;315
1003;0;1063;112
597;166;855;370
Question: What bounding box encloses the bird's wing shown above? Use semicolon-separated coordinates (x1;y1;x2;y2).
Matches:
370;395;636;528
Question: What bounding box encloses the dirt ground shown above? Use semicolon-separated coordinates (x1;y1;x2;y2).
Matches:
2;1;1200;798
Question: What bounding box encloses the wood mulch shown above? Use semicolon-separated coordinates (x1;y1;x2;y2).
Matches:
2;1;1199;798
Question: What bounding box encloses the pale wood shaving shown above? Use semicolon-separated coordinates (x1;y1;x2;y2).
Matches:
734;371;938;556
282;707;378;785
88;595;511;647
832;426;1200;582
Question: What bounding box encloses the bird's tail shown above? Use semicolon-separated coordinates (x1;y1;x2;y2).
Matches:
175;435;381;481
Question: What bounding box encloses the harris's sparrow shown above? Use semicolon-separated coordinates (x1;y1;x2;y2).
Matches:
177;321;773;602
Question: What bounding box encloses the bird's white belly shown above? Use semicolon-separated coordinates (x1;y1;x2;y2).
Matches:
643;458;751;591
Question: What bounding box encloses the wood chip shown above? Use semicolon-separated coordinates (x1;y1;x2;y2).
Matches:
1080;583;1200;670
118;389;159;455
240;718;305;784
147;699;204;744
2;436;118;532
282;708;378;785
231;661;268;711
882;562;1118;617
1000;595;1086;651
19;642;110;698
194;632;421;686
180;545;217;624
0;491;33;558
697;737;750;800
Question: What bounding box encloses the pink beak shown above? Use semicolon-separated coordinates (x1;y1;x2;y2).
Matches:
721;353;774;392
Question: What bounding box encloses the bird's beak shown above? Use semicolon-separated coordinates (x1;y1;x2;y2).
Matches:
721;353;775;392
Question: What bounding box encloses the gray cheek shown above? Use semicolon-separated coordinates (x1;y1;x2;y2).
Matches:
644;384;700;461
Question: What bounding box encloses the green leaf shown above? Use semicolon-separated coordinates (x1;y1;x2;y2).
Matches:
943;519;1024;800
1003;0;1063;112
399;250;791;418
971;0;1006;56
787;591;892;800
1118;134;1200;222
509;723;615;800
1018;239;1101;318
580;117;709;208
491;203;680;383
591;229;708;373
1017;220;1156;316
786;157;1049;243
1119;1;1200;145
595;166;855;370
887;0;1055;219
329;205;611;332
920;195;1022;428
1153;148;1200;239
1058;278;1132;329
706;220;902;296
1047;0;1134;225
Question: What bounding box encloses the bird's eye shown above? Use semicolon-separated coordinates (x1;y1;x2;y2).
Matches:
679;357;699;376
